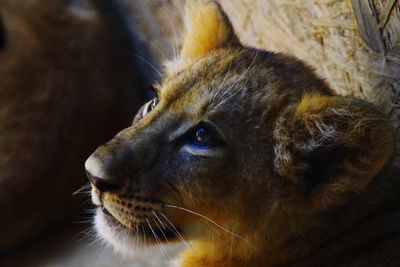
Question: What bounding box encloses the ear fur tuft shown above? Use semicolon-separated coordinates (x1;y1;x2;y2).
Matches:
274;94;395;208
181;0;240;59
165;0;241;74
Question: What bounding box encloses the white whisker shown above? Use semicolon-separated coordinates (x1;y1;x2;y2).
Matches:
164;204;254;248
162;7;181;61
218;61;233;91
158;211;195;252
130;52;165;80
81;234;103;252
141;225;148;253
146;218;170;259
152;210;167;230
213;50;259;109
72;182;92;196
153;218;169;242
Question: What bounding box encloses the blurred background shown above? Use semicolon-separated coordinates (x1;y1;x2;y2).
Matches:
0;0;399;266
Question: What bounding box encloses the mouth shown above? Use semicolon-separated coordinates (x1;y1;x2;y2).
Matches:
101;206;179;241
102;206;112;216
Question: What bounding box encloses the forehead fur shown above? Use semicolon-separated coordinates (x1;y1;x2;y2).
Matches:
159;47;332;126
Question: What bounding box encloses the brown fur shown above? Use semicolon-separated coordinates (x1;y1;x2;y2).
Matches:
86;1;400;266
0;0;149;250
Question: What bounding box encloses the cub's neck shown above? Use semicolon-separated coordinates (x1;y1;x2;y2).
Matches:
179;163;400;267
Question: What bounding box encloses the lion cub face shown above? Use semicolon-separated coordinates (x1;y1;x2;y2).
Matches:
85;1;395;263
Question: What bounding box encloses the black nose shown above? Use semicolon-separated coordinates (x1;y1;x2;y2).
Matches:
85;171;121;192
85;155;122;192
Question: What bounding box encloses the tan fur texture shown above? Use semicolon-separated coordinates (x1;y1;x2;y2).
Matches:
0;0;148;250
86;1;399;266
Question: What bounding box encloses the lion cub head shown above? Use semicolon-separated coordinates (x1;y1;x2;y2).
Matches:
85;1;395;265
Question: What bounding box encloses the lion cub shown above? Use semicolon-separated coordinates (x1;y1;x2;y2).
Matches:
85;1;399;266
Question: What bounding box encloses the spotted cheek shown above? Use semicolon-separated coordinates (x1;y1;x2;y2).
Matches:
102;193;163;229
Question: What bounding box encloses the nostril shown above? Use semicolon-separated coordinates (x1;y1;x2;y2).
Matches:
86;170;121;192
85;156;122;192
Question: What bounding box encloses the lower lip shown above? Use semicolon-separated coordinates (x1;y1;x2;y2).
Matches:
102;207;112;216
101;207;126;228
100;207;144;234
100;207;181;241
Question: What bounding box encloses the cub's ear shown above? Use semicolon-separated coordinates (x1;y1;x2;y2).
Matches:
165;0;241;74
273;94;395;208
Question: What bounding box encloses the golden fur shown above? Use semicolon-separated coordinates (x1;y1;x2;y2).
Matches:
86;1;399;266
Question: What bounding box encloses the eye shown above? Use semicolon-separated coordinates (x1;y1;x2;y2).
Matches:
188;123;220;149
142;98;159;117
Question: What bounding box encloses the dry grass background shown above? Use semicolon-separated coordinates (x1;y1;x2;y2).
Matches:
126;0;400;120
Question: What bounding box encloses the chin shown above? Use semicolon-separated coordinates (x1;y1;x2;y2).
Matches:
94;208;184;260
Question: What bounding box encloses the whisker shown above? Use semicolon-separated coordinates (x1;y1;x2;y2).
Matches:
238;50;259;82
162;8;180;61
82;199;94;205
152;218;169;242
141;225;148;252
72;182;92;196
79;208;98;214
214;85;246;109
129;52;165;80
213;50;259;109
152;210;167;230
146;218;170;259
74;226;97;242
135;24;170;62
218;61;233;91
81;235;103;252
164;204;254;248
135;224;140;248
71;218;94;224
71;214;94;220
158;211;195;252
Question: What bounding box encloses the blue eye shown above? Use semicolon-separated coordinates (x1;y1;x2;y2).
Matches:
189;124;219;148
